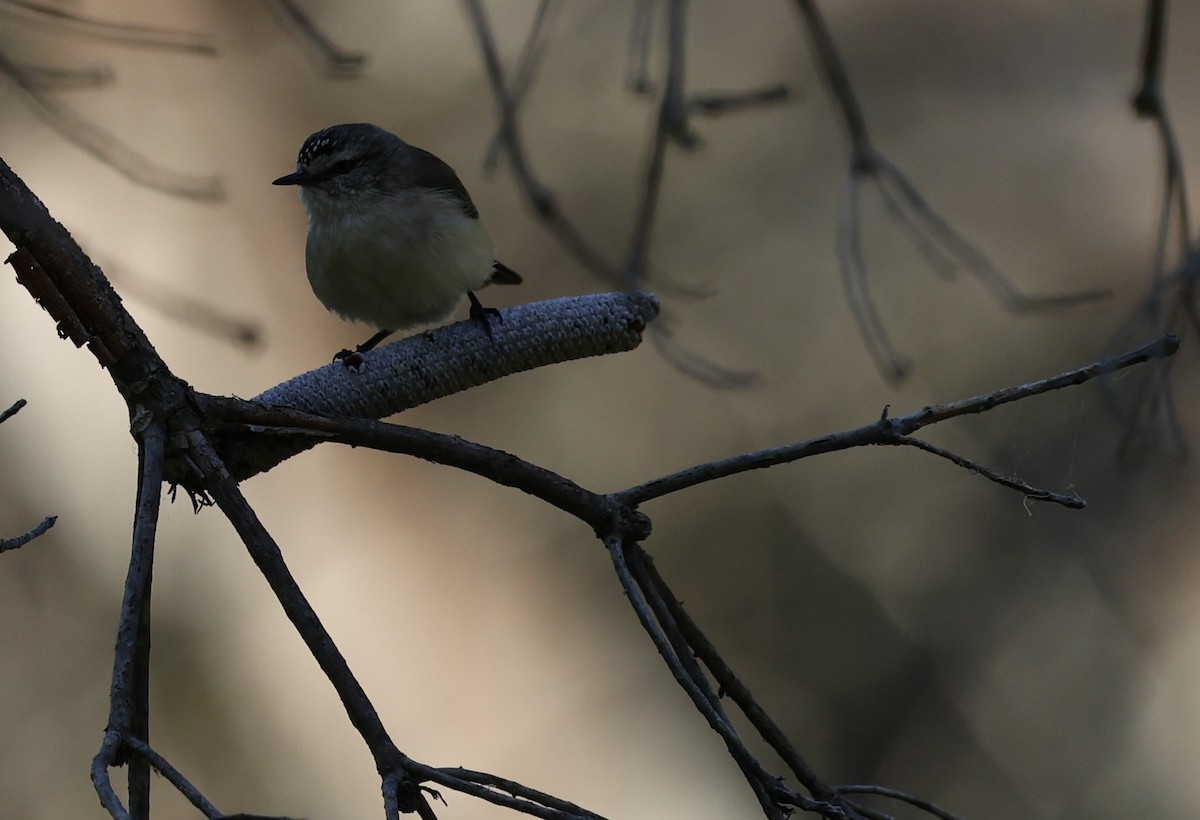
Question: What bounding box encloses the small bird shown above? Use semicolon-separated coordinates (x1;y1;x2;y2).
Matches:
273;123;522;360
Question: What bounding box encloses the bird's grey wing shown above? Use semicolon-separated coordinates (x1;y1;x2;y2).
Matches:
408;145;480;219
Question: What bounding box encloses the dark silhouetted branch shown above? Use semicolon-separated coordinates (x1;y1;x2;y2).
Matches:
620;335;1179;504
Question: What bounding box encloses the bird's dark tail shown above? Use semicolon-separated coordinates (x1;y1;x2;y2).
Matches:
490;261;523;285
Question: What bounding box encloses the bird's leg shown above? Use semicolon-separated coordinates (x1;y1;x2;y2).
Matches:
357;328;394;353
467;291;502;339
334;328;394;368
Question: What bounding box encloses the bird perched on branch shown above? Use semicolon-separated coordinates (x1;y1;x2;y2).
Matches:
273;123;522;363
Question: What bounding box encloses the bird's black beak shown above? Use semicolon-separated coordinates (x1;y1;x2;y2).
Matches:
272;170;311;186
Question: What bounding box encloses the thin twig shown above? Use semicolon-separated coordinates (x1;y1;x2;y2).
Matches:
0;398;26;424
186;433;427;792
634;552;836;801
433;768;606;819
409;763;601;820
794;0;870;149
121;738;222;818
836;784;964;820
197;395;623;534
647;311;761;388
887;437;1085;509
0;515;57;553
621;335;1179;504
623;545;791;816
464;0;759;387
605;535;789;819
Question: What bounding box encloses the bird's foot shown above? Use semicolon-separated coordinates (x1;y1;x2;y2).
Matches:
467;291;502;340
333;348;366;371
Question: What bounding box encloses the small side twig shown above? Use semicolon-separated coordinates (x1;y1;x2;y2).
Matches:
0;515;57;553
0;398;27;425
121;738;222;818
887;436;1085;509
835;784;964;820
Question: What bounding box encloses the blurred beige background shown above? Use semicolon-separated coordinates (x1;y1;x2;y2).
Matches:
2;1;1198;818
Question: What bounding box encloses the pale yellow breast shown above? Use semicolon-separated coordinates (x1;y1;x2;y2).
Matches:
304;189;497;331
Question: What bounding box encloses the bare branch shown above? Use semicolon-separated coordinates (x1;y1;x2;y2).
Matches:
408;763;602;820
606;535;790;819
836;784;964;820
185;432;437;819
430;768;606;820
633;554;834;799
121;738;222;819
0;515;57;553
198;397;624;533
621;335;1179;504
91;423;167;819
0;398;27;425
887;437;1086;509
